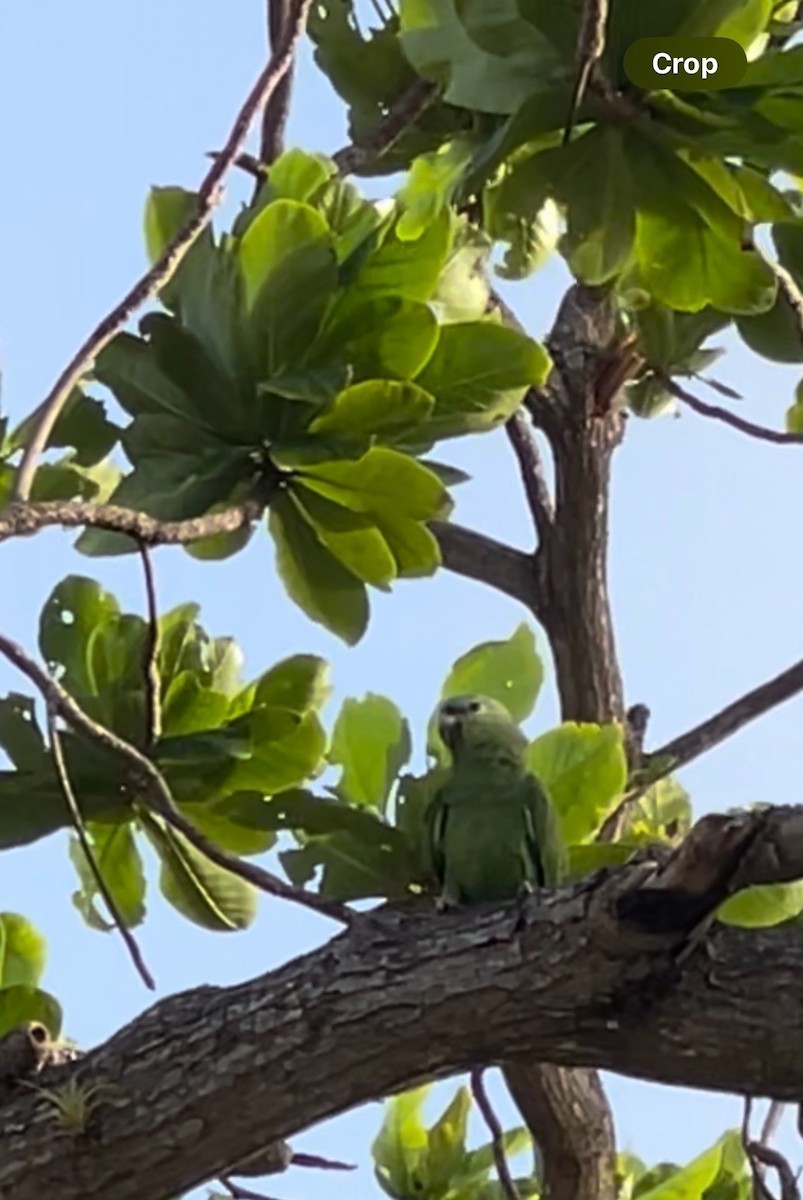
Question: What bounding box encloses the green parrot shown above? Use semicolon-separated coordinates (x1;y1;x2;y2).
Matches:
426;694;565;908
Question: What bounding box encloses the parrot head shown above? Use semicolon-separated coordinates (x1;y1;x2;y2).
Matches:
436;694;527;759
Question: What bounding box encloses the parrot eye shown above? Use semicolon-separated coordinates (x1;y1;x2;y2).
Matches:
467;699;481;713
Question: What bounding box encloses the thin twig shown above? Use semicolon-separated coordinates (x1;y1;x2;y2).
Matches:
220;1179;282;1200
761;1100;786;1148
138;544;162;749
772;259;803;349
0;631;355;928
0;498;264;547
492;291;555;542
603;653;803;838
661;376;803;446
46;703;156;991
505;412;554;544
470;1068;520;1200
209;150;266;181
257;0;296;182
742;1095;754;1150
650;654;803;779
748;1143;800;1200
290;1153;356;1170
12;0;314;504
563;0;609;144
332;77;439;176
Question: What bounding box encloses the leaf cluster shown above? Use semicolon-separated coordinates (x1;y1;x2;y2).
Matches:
73;150;549;644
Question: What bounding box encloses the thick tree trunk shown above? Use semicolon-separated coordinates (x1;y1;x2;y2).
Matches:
499;283;630;1200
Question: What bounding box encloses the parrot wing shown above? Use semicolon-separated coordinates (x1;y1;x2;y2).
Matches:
523;773;566;887
424;788;448;888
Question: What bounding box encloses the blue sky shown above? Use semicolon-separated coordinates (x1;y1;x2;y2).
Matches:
0;3;801;1196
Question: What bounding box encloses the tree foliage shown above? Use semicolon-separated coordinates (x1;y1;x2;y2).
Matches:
2;0;803;1197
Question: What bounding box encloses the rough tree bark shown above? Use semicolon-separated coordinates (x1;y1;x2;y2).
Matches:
2;806;803;1200
495;283;634;1200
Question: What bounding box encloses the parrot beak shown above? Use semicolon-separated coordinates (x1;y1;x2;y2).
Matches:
438;705;464;752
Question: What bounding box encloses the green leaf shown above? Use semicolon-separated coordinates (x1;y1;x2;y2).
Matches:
372;509;442;577
0;913;47;989
0;986;63;1041
69;822;146;931
329;694;411;811
82;614;148;739
462;1127;532;1177
431;221;492;322
487;194;561;281
141;814;257;932
225;708;327;794
492;128;635;284
310;380;435;441
567;842;637;879
631;133;776;314
7;389;119;466
526;723;627;844
95;332;210;425
635;1131;747;1200
299;447;452;521
0;694;48;771
275;786;415;900
39;576;121;697
268;490;370;645
441;624;544;721
349;209;453;303
0;769;128;850
425;1086;472;1193
618;777;692;845
237;199;338;373
136;313;244;433
401;0;565;114
143;185;248;374
294;486;399;587
248;655;332;715
373;1086;431;1200
182;514;255;562
75;441;250;558
144;185;196;263
154;724;254;766
281;830;413;900
735;286;803;362
262;148;335;204
317;295;440;381
397;138;476;240
413;321;551;441
177;796;278;856
718;880;803;927
229;788;411;852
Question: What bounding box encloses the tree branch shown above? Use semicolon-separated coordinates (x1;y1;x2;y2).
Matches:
662;375;803;446
563;0;609;144
471;1069;521;1200
258;0;296;172
647;653;803;783
0;630;354;929
0;498;265;546
3;810;803;1199
332;77;439;176
491;283;626;1200
46;705;156;992
137;544;162;749
11;0;314;503
430;521;536;608
505;412;554;546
